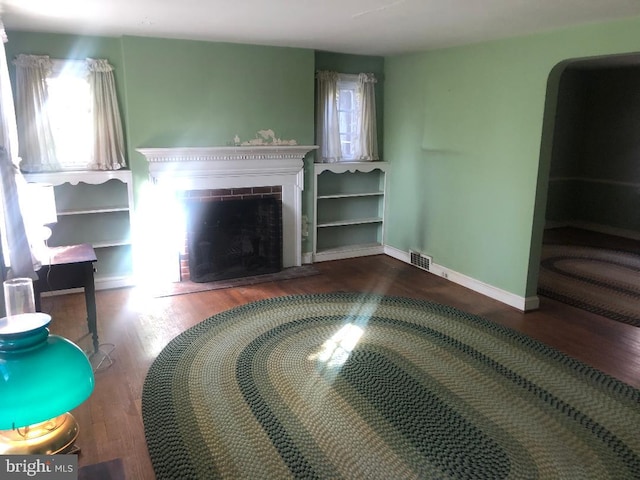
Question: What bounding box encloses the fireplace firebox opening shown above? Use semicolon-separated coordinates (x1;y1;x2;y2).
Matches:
185;196;283;283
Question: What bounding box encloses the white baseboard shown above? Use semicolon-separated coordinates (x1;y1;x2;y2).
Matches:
384;245;410;263
384;245;538;312
40;275;134;298
312;244;385;263
96;275;135;290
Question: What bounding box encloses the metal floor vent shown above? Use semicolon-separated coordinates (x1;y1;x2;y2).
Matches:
410;250;432;272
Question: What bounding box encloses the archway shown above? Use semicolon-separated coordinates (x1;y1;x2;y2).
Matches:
529;52;640;305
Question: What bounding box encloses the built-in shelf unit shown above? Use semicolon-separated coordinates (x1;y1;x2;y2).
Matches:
313;161;389;262
23;170;134;290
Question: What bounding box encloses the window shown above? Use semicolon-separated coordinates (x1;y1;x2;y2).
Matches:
337;78;360;160
46;60;93;170
13;54;126;172
315;71;378;163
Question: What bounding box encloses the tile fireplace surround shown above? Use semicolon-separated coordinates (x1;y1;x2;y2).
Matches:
138;146;318;272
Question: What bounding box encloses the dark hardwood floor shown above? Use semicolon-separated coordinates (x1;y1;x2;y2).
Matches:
43;254;640;480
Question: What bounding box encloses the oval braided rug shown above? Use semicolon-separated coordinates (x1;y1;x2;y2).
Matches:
538;244;640;327
142;293;640;479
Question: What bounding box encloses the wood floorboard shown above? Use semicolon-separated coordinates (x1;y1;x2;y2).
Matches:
41;254;640;480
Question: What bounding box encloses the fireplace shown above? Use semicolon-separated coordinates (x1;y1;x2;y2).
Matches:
185;195;282;282
138;145;318;281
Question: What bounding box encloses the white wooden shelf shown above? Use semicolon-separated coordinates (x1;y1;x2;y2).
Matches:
23;169;132;185
317;217;383;228
317;192;384;200
24;170;135;290
313;162;389;262
57;206;130;216
91;239;132;249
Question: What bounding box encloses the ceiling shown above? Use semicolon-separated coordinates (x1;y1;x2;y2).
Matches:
2;0;640;56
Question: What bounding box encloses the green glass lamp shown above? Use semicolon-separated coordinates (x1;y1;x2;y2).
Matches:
0;311;95;454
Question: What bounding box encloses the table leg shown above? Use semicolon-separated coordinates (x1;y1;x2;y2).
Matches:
34;289;42;312
83;264;99;354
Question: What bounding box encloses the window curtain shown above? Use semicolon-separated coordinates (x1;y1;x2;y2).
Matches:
355;73;379;161
13;54;59;172
0;25;37;281
0;148;38;279
316;70;379;163
0;23;19;166
315;70;342;163
87;58;126;170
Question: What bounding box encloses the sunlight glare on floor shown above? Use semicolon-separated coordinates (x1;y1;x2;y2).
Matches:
309;323;364;367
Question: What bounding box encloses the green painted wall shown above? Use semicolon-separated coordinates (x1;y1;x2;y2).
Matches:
121;36;314;152
119;36;315;251
384;16;640;299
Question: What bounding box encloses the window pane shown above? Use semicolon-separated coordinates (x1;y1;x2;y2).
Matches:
46;74;92;169
339;90;354;110
337;83;359;160
339;112;352;134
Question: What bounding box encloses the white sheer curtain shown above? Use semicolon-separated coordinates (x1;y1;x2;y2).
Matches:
315;70;342;163
0;23;19;166
13;54;59;172
0;148;38;279
0;25;37;281
316;70;379;163
87;58;126;170
13;55;126;172
355;73;379;161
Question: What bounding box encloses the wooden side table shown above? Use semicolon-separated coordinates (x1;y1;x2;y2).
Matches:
34;244;99;354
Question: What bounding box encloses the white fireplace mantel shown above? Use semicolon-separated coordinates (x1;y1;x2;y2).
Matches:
137;145;318;269
139;146;318;186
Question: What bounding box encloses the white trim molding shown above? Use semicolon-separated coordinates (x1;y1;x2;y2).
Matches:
137;146;318;270
384;245;539;312
23;169;132;186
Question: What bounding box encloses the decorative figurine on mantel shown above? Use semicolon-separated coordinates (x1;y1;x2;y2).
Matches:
234;129;298;146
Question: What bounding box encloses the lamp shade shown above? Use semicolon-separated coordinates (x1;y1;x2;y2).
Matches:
25;182;57;226
0;313;94;430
